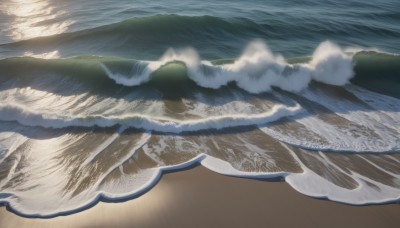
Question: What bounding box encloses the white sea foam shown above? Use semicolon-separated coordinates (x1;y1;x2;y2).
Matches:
102;40;354;93
296;86;400;151
0;102;302;133
2;150;399;217
0;41;399;218
0;115;399;217
283;145;400;205
310;41;353;85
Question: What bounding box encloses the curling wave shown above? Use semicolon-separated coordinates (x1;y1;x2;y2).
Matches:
102;40;354;93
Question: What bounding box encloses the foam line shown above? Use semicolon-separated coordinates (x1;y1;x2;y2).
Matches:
0;103;302;133
3;152;400;217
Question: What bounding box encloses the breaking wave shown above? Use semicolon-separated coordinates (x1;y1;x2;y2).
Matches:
102;40;354;93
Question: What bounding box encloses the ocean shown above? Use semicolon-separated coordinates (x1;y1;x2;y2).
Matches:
0;0;399;217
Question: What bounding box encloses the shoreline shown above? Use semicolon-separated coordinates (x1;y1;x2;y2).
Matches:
1;165;399;228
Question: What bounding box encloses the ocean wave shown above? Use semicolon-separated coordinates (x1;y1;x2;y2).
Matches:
1;41;399;97
1;4;400;219
1;13;399;61
0;15;264;45
0;103;302;133
102;40;353;93
2;14;399;48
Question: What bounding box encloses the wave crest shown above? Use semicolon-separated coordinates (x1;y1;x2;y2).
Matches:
102;40;354;93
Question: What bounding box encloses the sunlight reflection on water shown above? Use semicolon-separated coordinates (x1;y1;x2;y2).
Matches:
0;0;74;41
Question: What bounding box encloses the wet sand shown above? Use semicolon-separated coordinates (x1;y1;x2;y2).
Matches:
1;165;399;228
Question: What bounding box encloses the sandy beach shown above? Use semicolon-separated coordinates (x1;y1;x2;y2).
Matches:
1;165;399;228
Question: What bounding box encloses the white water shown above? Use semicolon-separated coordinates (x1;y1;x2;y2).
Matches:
102;40;354;93
0;41;399;217
0;78;399;152
0;102;302;133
